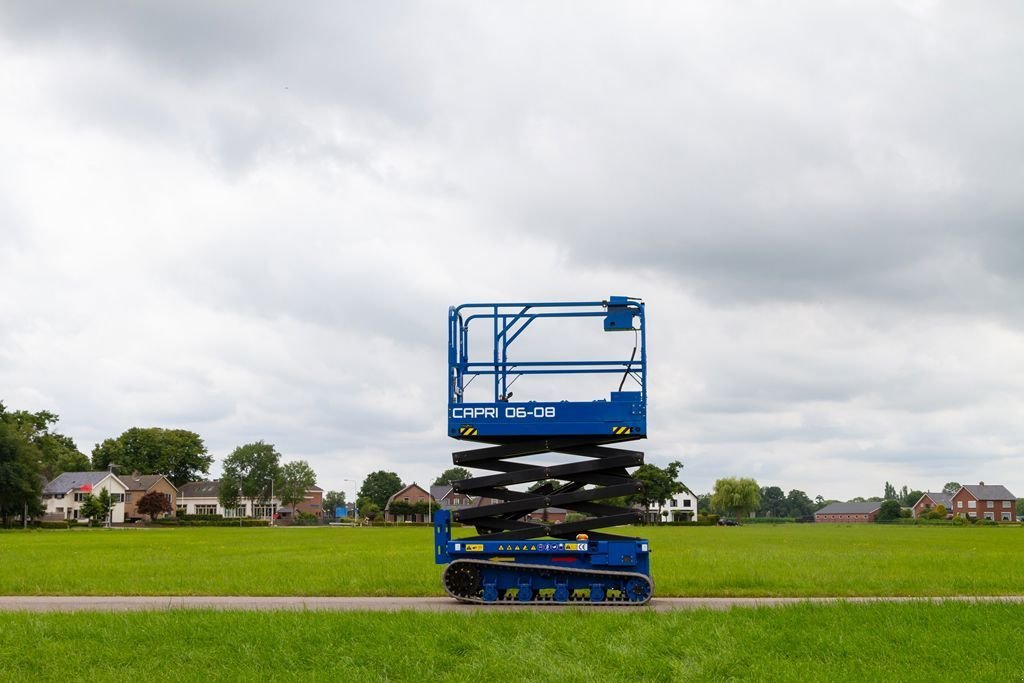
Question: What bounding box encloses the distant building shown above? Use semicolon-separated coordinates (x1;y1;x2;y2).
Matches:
279;485;323;520
912;492;953;519
647;492;698;523
121;473;177;521
42;472;129;524
178;479;322;521
951;483;1017;522
384;483;433;523
814;502;882;523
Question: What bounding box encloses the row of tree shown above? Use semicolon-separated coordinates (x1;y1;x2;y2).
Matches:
0;400;322;526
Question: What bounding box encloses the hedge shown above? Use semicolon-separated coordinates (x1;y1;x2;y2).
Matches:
153;519;270;527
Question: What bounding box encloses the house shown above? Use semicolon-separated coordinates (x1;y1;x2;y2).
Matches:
912;492;953;519
430;485;504;512
42;471;129;524
950;483;1017;522
524;507;569;524
179;479;323;521
279;485;324;520
814;501;882;523
121;473;178;521
178;480;228;516
647;491;698;523
430;485;475;511
384;483;433;522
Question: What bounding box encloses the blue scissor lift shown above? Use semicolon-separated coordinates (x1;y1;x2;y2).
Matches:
434;297;653;604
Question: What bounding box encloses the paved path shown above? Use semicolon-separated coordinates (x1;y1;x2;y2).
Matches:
2;595;1024;612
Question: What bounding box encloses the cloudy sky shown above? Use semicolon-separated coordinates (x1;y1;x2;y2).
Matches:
2;2;1022;501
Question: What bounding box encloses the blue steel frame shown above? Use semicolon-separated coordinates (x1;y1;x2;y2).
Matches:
448;297;646;438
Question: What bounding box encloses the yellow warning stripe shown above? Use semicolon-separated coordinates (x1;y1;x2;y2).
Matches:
459;425;478;436
612;426;632;435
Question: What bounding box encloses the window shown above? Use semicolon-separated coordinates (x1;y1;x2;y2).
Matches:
253;505;277;518
74;493;86;502
968;500;976;509
957;501;963;509
1003;501;1012;509
110;493;124;504
177;504;187;514
986;501;994;509
984;512;994;520
195;504;217;515
684;499;692;507
56;507;64;513
1002;513;1011;521
224;506;247;518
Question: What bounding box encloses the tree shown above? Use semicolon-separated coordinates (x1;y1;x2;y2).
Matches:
80;488;113;526
883;482;897;501
0;419;44;528
628;461;686;521
711;478;761;518
433;467;472;486
0;404;88;481
876;500;902;521
220;441;282;510
277;460;318;514
322;490;346;518
1017;499;1024;517
357;498;381;522
758;486;787;517
923;504;947;520
136;490;173;521
91;428;212;486
358;471;403;509
943;482;962;495
784;489;814;518
902;489;923;507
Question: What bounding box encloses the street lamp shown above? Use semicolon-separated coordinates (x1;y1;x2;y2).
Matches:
266;476;275;527
343;478;358;525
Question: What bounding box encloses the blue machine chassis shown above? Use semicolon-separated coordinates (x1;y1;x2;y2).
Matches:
435;509;652;604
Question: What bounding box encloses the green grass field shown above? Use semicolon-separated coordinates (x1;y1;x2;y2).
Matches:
2;524;1023;597
2;602;1022;681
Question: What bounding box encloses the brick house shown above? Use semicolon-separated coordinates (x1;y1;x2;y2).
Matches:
950;483;1017;522
912;491;953;519
122;473;178;521
279;485;324;520
524;507;569;524
297;485;324;518
385;483;433;522
42;472;129;524
814;501;881;523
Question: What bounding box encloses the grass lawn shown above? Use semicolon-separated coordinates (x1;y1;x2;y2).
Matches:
1;602;1022;681
1;524;1022;596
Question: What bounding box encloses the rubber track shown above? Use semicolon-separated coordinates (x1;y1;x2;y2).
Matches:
442;559;654;606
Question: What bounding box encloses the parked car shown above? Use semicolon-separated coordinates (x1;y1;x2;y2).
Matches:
717;519;741;526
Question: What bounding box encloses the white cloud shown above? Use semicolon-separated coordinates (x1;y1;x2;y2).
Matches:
1;2;1023;501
